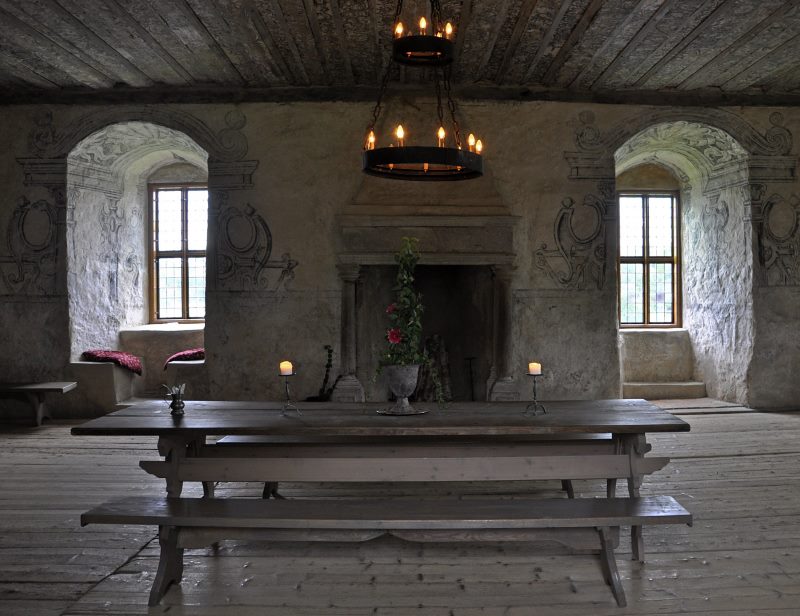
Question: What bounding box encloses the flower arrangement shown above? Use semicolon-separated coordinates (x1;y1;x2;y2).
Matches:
381;237;424;367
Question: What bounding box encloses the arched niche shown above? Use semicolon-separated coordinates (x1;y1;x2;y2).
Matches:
66;122;208;362
615;121;752;404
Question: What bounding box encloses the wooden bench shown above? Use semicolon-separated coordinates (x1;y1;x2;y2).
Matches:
213;433;618;499
81;494;691;607
0;382;77;426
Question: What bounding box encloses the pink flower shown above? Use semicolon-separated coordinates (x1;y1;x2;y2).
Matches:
385;303;397;314
387;328;402;344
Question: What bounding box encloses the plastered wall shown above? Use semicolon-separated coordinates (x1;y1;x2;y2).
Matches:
0;100;798;411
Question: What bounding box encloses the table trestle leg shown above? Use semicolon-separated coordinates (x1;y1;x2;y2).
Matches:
561;480;575;498
149;526;184;606
597;526;626;607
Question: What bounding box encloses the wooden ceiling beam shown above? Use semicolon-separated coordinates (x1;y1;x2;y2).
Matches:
474;0;512;81
522;0;572;83
4;82;800;106
183;0;283;85
103;0;196;84
328;0;357;85
0;49;60;89
541;0;605;85
0;6;114;88
496;0;542;83
589;0;674;89
5;0;154;88
723;31;800;90
243;1;299;85
567;0;666;90
632;0;735;88
676;1;798;90
301;0;334;85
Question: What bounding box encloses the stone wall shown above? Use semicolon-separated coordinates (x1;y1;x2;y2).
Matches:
0;100;798;412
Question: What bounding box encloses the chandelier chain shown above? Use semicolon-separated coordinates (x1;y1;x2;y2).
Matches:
443;66;462;147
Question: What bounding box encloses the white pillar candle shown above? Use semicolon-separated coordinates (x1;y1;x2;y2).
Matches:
279;360;293;376
528;362;542;375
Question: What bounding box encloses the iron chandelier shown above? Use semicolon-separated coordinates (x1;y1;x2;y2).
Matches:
362;0;484;181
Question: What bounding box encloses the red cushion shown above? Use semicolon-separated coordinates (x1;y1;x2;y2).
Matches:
164;347;205;370
81;350;143;375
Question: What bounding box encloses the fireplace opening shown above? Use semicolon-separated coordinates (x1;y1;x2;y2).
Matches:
358;265;493;402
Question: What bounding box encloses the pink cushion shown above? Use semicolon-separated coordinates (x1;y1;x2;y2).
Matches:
164;347;205;370
81;350;143;375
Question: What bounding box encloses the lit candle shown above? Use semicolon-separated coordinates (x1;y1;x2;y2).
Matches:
437;126;446;147
475;139;483;154
445;22;453;39
394;22;404;38
528;362;542;376
279;360;293;376
366;130;376;150
467;133;476;152
419;16;427;35
395;124;405;147
423;162;429;173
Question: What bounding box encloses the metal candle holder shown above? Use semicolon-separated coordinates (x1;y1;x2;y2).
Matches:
525;373;547;416
281;373;300;415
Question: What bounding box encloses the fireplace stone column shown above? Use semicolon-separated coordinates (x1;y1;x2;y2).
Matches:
488;264;519;401
331;263;366;402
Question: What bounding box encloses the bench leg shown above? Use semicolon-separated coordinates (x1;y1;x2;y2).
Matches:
202;481;215;498
24;392;48;427
149;526;184;606
598;527;626;607
262;482;285;499
561;480;575;499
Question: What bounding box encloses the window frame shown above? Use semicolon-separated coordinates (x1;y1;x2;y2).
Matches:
148;183;208;323
617;191;682;328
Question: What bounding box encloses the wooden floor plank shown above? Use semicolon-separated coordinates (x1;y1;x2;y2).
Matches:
1;403;799;614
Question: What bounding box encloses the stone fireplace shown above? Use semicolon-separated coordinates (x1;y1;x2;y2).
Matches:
332;213;519;402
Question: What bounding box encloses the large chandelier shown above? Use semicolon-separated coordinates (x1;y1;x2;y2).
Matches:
362;0;484;181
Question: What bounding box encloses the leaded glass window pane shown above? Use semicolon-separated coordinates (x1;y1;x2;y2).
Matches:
620;263;644;324
619;196;644;257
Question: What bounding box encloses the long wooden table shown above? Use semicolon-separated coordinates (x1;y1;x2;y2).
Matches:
72;399;688;498
73;398;690;589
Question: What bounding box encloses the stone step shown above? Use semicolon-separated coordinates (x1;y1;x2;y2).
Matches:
622;381;707;400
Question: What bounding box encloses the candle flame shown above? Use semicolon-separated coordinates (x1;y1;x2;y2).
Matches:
445;22;453;37
396;124;405;140
367;130;376;150
468;133;476;147
438;126;446;140
475;139;483;154
395;22;403;37
419;16;427;31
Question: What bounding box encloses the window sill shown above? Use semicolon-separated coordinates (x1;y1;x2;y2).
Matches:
121;323;205;333
619;327;687;334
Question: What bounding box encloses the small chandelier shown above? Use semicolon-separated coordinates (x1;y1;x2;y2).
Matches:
362;0;484;181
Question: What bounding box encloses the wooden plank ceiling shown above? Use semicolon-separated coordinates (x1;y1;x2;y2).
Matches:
1;0;799;105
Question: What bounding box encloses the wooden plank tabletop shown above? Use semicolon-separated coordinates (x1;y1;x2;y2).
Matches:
0;381;77;393
71;399;689;437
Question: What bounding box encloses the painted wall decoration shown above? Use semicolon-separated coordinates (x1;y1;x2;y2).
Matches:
759;193;800;286
535;194;607;290
28;107;249;162
702;195;730;249
0;197;59;295
215;202;298;291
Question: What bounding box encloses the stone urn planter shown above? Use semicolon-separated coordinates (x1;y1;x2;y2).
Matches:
379;364;425;415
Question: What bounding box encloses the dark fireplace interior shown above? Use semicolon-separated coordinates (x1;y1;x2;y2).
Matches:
358;265;493;402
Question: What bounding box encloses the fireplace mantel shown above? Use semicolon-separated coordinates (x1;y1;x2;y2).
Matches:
338;214;519;265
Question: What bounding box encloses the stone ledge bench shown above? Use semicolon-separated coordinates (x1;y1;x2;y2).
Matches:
69;362;140;411
0;381;77;425
81;494;692;608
